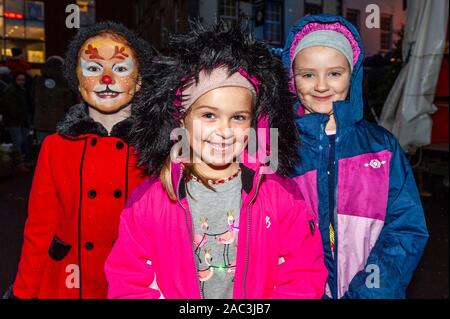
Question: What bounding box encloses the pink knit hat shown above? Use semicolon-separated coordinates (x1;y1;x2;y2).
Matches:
180;65;257;110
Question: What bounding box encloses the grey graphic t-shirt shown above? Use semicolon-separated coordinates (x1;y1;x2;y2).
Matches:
186;171;242;299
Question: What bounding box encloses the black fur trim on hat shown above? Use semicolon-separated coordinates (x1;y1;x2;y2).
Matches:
63;21;156;92
132;20;299;177
56;103;133;142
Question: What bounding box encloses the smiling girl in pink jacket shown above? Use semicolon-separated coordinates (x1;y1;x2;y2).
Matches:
104;22;327;299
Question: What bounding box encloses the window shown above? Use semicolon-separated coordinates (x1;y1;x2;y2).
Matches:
27;48;44;62
380;14;393;51
304;2;322;15
219;0;237;17
26;1;43;20
77;0;96;27
264;0;282;45
1;0;46;62
346;8;360;31
5;0;24;15
25;20;43;40
5;18;25;38
219;0;237;27
25;1;44;40
4;0;25;39
2;0;44;40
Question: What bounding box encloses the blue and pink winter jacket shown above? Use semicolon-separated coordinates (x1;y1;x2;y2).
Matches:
282;14;429;299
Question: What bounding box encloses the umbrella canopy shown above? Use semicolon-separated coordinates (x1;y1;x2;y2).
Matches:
379;0;449;153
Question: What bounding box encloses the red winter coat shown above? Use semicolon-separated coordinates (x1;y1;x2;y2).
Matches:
12;104;146;299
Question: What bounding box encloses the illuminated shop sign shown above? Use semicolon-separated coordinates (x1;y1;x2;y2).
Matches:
4;12;24;19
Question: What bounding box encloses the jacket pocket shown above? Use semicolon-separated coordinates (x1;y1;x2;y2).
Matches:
337;150;392;221
48;235;72;261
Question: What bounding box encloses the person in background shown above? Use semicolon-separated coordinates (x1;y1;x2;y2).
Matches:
6;48;32;77
0;69;33;173
0;65;11;144
5;49;35;145
32;56;76;144
0;65;11;95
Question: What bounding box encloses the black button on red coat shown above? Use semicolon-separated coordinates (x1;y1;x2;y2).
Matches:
113;190;122;198
88;190;97;198
91;138;97;146
85;242;94;250
116;141;124;150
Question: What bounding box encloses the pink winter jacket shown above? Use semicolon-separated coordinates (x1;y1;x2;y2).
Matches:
104;161;327;299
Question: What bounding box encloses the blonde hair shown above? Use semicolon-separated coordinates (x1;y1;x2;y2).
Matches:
160;157;216;201
159;109;215;201
160;155;176;201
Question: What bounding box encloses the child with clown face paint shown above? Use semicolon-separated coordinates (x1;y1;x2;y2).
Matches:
7;22;154;299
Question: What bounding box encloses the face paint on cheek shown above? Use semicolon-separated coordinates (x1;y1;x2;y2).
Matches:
79;76;99;92
116;70;140;95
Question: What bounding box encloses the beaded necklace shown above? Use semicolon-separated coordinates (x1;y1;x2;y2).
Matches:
189;167;241;185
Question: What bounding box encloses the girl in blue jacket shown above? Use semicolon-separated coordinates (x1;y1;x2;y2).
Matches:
282;14;428;298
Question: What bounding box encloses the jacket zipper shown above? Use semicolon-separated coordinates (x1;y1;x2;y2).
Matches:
321;121;333;260
334;141;339;298
242;171;264;299
321;119;339;298
176;166;204;299
333;109;340;298
324;128;336;260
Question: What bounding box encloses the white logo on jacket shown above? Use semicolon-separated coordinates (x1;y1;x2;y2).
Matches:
265;216;271;229
147;260;165;299
364;159;386;169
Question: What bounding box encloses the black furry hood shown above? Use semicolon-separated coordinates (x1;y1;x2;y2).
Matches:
132;21;299;176
56;103;133;142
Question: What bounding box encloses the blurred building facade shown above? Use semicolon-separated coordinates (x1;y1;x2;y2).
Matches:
132;0;406;56
0;0;407;73
132;0;344;51
343;0;406;57
1;0;134;74
131;0;192;52
0;0;46;71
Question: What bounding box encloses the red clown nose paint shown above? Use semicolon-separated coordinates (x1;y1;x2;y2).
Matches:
101;75;113;85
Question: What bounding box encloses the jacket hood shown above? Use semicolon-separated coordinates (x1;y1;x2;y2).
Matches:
282;14;365;133
132;21;299;177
